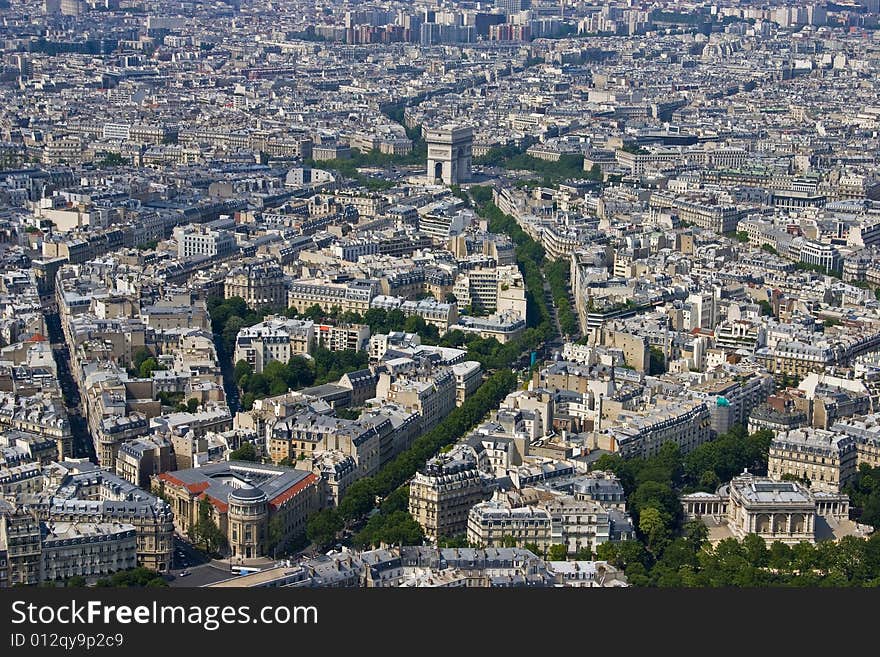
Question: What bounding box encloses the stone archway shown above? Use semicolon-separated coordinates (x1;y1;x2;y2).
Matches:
773;515;788;534
755;514;771;533
790;514;805;534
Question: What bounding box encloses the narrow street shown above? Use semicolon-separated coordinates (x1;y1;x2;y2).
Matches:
216;340;241;414
46;311;96;462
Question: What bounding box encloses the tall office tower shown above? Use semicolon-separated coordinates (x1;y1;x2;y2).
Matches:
60;0;84;16
426;125;473;185
807;4;827;26
495;0;530;16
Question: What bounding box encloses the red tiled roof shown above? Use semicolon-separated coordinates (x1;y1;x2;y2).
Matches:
29;333;47;342
156;474;210;497
186;481;210;495
157;472;186;487
269;473;318;509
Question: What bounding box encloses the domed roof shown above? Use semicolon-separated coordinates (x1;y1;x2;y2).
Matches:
229;481;267;503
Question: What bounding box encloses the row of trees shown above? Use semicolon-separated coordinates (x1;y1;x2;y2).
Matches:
330;368;517;527
93;568;168;588
845;463;880;530
473;193;553;332
47;568;168;588
600;530;880;587
351;487;424;549
303;130;427;191
544;259;579;337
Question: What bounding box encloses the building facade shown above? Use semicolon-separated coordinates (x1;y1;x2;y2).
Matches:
409;446;486;541
153;461;319;559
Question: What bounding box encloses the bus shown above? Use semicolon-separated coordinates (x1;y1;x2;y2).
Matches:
231;565;262;576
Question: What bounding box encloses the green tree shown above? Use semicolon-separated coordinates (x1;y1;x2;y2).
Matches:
523;542;542;556
742;533;769;567
229;442;258;462
221;315;245;354
574;547;594;561
138;357;165;379
639;507;671;555
683;520;709;549
186;398;199;413
233;360;254;385
596;540;649;570
65;575;87;587
132;347;152;371
648;346;667;376
96;567;167;587
193;498;226;556
306;508;344;550
548;544;568;561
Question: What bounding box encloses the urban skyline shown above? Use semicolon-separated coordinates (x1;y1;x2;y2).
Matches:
1;0;880;589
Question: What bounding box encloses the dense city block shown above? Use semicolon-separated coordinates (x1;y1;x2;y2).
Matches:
2;0;880;589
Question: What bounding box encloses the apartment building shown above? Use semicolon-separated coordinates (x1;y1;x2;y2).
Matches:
288;279;378;316
599;401;712;459
451;361;482;406
768;427;858;492
467;501;552;552
174;224;237;260
224;258;287;310
314;323;370;352
26;462;173;572
268;412;381;478
234;316;315;373
409;445;487;541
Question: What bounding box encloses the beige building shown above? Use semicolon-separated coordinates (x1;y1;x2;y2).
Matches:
114;436;174;490
451;361;482;407
0;506;41;585
224;258;287;310
682;473;859;546
269;412;381;479
40;521;138;583
467;501;552;552
598;401;712;459
32;462;174;572
769;428;858;492
233;316;315;373
314;323;370;352
409;445;486;541
287;278;377;316
153;461;319;559
467;491;612;555
376;369;456;434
